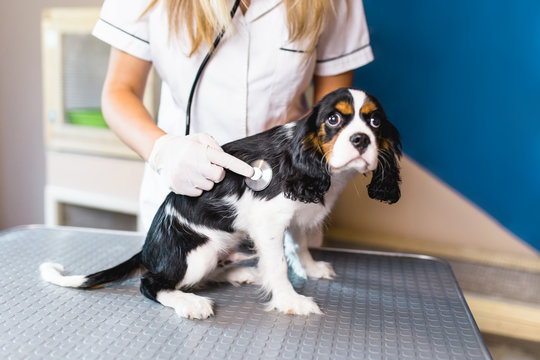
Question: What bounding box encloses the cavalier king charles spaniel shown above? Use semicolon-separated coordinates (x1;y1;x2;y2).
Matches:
41;88;401;319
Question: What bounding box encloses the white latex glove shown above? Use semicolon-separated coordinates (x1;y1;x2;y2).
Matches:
148;133;254;197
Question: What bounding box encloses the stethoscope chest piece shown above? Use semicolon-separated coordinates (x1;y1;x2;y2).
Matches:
245;159;273;191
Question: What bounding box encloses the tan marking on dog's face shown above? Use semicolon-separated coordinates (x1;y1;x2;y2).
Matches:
303;123;326;153
335;101;353;115
322;125;345;164
361;101;378;114
306;121;343;164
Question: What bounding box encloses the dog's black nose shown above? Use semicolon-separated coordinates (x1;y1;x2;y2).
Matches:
350;133;370;153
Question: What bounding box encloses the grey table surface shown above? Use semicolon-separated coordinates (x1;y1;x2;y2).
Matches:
0;226;491;360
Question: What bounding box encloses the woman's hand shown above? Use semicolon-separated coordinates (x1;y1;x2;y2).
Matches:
148;133;254;196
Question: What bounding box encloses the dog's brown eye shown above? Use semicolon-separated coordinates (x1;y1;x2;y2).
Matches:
369;113;381;128
327;113;342;127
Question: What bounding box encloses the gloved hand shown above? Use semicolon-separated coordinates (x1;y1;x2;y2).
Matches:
148;133;254;196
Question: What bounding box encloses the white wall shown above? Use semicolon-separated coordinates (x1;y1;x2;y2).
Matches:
0;0;100;230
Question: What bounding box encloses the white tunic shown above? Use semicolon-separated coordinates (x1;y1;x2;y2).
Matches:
93;0;374;229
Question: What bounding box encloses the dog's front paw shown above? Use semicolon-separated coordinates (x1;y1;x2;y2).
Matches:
304;260;336;279
267;292;322;315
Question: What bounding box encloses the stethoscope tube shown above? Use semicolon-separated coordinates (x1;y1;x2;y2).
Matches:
185;0;242;136
184;0;273;192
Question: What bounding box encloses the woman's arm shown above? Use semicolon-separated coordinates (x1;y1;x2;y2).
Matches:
101;47;253;196
312;70;354;104
101;48;165;161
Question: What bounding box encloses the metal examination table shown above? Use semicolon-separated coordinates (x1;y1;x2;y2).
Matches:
0;226;491;359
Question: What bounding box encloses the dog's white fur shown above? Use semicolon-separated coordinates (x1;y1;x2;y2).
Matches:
149;103;376;318
40;89;400;320
40;263;86;288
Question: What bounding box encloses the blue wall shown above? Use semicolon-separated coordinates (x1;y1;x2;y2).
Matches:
354;0;540;250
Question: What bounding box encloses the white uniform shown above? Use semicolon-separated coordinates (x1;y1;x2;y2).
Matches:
93;0;374;230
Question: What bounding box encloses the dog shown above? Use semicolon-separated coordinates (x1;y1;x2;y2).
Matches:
40;88;401;319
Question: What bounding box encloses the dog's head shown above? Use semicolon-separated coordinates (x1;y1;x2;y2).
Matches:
292;88;402;204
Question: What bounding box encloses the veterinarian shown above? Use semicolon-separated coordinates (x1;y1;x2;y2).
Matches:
93;0;374;230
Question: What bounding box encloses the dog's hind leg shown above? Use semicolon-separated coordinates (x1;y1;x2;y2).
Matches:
208;250;259;286
140;194;227;319
209;266;259;286
140;273;214;320
139;240;224;319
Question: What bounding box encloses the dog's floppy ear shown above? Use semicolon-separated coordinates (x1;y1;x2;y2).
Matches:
283;105;331;204
367;120;402;204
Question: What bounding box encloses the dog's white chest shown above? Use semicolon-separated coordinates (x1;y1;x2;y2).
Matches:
292;172;353;228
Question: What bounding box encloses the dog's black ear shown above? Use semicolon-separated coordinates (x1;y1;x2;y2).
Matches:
367;121;402;204
283;105;331;204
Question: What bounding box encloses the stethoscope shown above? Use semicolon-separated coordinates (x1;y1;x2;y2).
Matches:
185;1;305;286
185;0;272;191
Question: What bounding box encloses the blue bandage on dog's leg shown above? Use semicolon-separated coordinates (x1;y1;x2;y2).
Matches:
284;230;307;289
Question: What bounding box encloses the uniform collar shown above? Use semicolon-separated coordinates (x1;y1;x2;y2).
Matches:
242;0;282;22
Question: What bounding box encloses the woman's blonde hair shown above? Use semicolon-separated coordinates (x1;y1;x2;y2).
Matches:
146;0;334;55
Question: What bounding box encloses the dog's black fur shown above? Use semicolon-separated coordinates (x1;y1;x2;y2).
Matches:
41;88;401;318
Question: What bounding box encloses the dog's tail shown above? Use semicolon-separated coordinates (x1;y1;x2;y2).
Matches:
40;252;142;289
